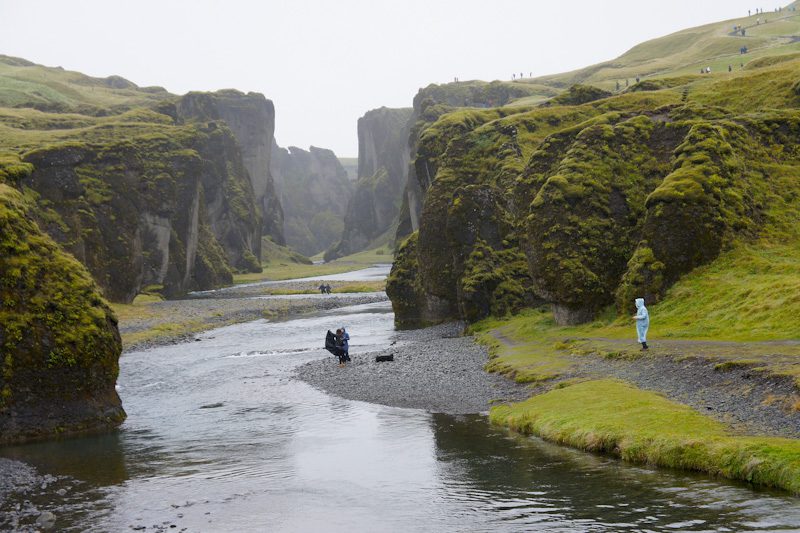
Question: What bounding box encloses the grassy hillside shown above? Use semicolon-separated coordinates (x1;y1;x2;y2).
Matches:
508;2;800;106
0;54;171;113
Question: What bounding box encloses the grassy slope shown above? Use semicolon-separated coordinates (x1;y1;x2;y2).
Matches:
0;55;176;153
0;55;169;111
511;3;800;101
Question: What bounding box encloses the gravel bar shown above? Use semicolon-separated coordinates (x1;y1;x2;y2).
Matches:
296;322;530;415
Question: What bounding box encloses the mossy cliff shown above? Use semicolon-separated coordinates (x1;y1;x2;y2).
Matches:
0;183;124;444
271;144;352;256
325;107;413;260
396;80;547;242
15;120;259;301
0;58;281;302
387;58;800;327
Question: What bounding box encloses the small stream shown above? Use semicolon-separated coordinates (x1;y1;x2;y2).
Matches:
1;268;799;531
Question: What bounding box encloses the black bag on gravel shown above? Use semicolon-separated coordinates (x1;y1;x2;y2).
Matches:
325;330;342;357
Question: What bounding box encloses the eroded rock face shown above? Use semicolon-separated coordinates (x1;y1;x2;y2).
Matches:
178;89;285;247
0;184;124;444
325;107;412;260
270;143;352;256
19;122;256;302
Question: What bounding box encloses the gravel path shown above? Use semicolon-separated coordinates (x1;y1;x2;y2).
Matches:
296;322;530;414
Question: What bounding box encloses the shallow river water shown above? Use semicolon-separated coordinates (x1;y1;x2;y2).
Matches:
2;285;800;531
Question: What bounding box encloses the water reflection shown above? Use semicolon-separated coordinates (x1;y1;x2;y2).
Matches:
430;414;800;531
0;433;128;486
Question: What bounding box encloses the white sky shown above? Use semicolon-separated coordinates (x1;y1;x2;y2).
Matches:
0;0;779;156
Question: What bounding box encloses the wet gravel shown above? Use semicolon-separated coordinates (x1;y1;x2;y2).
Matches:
0;458;74;532
296;322;530;414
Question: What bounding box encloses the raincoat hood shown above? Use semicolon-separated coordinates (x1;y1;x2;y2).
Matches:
635;298;645;310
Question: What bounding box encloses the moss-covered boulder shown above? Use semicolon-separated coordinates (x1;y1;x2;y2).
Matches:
18;121;257;302
541;84;612;107
523;115;681;323
0;184;124;444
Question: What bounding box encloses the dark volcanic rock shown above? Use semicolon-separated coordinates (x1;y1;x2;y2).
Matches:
0;184;124;444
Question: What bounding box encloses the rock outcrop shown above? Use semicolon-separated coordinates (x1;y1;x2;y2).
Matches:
18;119;260;302
0;182;125;444
177;89;285;246
270;143;352;256
325;107;412;260
387;64;800;327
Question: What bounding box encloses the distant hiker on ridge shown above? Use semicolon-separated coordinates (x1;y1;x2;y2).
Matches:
632;298;650;351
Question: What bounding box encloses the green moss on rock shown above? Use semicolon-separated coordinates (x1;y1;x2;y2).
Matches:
0;183;124;444
389;64;800;328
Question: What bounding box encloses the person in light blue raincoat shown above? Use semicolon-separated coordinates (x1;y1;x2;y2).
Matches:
632;298;649;350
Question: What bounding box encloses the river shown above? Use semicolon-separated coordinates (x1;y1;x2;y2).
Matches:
1;268;799;531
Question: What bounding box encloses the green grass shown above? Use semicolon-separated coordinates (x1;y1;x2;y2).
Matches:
233;244;393;284
470;238;800;386
256;281;385;295
527;10;800;96
0;54;171;113
646;242;800;341
491;379;800;494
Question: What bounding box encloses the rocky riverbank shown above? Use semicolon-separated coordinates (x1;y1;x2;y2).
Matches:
117;288;387;352
296;322;529;414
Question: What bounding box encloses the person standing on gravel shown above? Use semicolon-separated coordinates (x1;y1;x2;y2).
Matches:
632;298;650;350
341;327;350;361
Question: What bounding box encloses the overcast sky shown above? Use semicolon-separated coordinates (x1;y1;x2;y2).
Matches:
0;0;775;156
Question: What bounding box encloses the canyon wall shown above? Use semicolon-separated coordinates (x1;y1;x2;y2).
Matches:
325;106;412;260
270;143;352;256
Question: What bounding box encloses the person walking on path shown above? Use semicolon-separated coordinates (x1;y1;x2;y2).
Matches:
632;298;650;350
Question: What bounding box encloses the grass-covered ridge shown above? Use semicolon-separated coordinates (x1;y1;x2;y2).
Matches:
491;380;800;494
523;4;800;96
